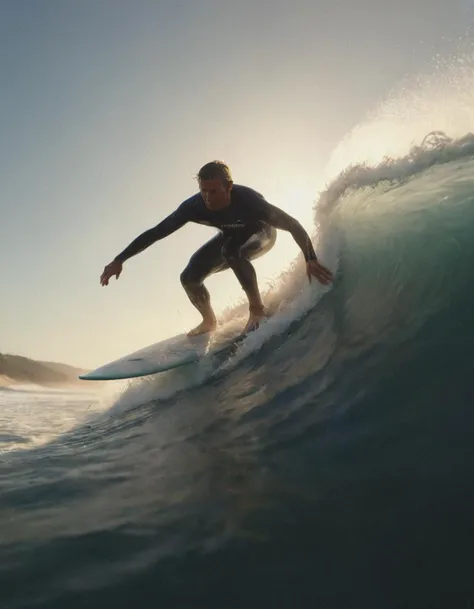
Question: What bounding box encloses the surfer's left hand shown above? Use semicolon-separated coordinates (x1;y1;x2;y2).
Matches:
306;259;333;285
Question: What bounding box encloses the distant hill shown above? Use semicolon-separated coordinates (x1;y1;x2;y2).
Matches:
0;353;89;387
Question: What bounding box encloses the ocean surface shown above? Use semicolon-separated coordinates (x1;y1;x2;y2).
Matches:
2;128;474;609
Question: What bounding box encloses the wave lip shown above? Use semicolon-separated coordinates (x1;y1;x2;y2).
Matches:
318;130;474;213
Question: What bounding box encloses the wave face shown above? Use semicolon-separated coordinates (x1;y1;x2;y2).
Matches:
3;77;474;609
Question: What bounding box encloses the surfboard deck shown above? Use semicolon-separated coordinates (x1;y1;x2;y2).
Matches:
79;323;246;381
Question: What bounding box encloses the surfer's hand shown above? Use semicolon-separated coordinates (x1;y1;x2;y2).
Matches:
306;259;333;285
100;260;123;286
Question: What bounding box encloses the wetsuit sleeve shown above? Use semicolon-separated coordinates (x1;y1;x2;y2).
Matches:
114;203;191;263
255;199;317;262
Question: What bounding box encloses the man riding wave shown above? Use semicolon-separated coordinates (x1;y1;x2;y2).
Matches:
100;161;333;335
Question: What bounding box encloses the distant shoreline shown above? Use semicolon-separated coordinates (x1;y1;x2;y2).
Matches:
0;354;89;388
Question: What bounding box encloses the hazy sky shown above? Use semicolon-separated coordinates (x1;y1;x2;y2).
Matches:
2;0;473;368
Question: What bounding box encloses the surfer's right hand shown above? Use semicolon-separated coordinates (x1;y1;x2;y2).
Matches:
100;260;123;286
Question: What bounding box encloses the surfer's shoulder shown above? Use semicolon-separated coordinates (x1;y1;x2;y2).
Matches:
232;184;268;204
175;192;203;219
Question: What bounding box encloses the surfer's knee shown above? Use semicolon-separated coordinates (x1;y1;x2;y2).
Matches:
180;266;200;288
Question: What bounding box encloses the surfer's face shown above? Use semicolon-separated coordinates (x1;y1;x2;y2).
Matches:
199;179;232;210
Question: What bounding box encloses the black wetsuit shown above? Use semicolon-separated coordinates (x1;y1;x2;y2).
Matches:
115;184;317;313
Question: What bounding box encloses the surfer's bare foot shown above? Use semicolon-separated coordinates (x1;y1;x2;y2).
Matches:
244;311;267;333
187;318;217;337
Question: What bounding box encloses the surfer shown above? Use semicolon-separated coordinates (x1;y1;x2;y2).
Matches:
100;161;333;336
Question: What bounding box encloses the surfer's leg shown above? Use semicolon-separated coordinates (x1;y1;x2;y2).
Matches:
222;226;277;330
180;233;229;336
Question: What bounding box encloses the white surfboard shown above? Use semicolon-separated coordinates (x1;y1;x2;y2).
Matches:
79;323;246;381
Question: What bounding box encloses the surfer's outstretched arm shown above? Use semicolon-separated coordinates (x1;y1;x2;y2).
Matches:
255;201;317;261
255;200;333;285
100;204;190;286
114;205;190;264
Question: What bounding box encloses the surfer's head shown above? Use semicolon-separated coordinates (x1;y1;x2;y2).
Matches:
196;161;233;210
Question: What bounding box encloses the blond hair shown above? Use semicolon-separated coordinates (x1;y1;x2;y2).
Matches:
196;161;233;183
